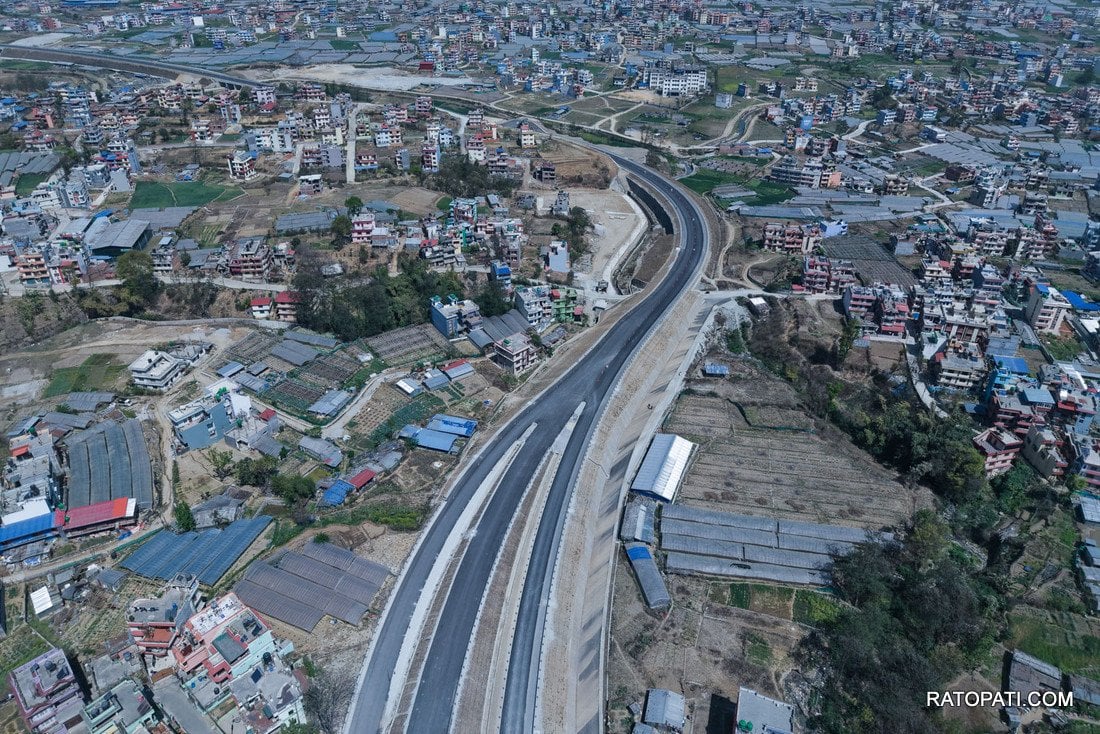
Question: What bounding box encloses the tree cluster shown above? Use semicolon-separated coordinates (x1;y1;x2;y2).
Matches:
804;512;1000;734
294;253;465;341
427;156;516;199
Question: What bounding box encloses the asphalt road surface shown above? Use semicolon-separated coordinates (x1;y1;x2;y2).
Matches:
348;154;709;733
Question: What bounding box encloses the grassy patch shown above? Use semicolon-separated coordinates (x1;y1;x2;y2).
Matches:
681;168;794;205
217;133;242;143
129;180;243;209
329;39;360;51
436;195;453;212
719;582;794;619
744;631;773;665
367;392;446;448
1009;608;1100;675
1042;334;1084;362
15;172;47;197
576;129;640;148
44;354;127;398
0;626;51;695
793;590;842;626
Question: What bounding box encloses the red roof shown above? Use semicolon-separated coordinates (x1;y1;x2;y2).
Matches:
258;408;276;421
10;444;30;458
56;498;134;530
442;359;469;371
573;306;584;315
251;297;272;307
348;467;376;489
274;291;300;304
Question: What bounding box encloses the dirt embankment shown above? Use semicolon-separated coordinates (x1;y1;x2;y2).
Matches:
0;291;88;351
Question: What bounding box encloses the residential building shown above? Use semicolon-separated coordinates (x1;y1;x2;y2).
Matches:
128;350;186;391
80;679;156;734
226;151;257;181
643;65;708;96
430;295;483;338
492;333;538;375
763;222;822;254
127;574;202;672
16;249;50;286
227;237;274;281
1025;283;1070;334
881;173;910;195
1022;425;1068;479
973;427;1023;477
273;291;299;323
10;647;83;734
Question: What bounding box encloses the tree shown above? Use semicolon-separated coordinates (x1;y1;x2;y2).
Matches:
206;448;234;480
474;280;511;317
330;215;352;248
174;501;196;532
304;669;354;734
235;456;278;487
272;473;315;504
178;251;191;268
344;196;363;217
115;251;159;309
171;460;180;488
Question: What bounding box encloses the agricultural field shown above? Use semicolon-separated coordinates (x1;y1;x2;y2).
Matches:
607;569;806;734
14;172;47;197
665;357;922;529
45;353;128;398
129;180;244;209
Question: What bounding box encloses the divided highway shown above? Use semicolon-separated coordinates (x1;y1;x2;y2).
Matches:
348;154;709;733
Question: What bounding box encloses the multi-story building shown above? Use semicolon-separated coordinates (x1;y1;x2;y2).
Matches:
227;150;257;181
127;573;202;673
227;237;274;281
128;350;186;391
16;249;50;286
492;333;538;375
763;222;822;254
273;291;299;323
80;679;156;734
931;346;987;390
1025;283;1070;334
643;65;708;96
1022;424;1068;479
972;427;1023;477
421;143;440;173
430;295;482;338
10;647;83;734
768;155;840;189
881;173;910;195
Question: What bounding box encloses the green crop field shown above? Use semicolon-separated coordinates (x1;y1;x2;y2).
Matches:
14;172;47;197
129;180;243;209
45;354;127;398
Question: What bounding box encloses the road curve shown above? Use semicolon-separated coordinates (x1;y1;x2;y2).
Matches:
348;154;709;733
0;44;259;89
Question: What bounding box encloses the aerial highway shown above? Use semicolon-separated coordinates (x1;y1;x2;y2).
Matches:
0;44;259;89
347;153;709;733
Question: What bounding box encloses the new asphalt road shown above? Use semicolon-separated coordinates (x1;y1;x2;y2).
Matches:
348;154;709;733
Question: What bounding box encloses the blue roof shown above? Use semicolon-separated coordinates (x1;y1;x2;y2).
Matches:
178;403;233;451
703;363;730;376
626;545;652;561
1036;283;1051;295
427;414;477;437
321;480;354;506
416;429;458;452
0;513;58;549
1022;387;1055;405
992;355;1029;375
424;373;450;390
1062;291;1100;312
121;516;271;585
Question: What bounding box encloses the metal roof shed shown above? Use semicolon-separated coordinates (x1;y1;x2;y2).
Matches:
416;429;458;453
427;414;478;437
217;362;245;378
643;689;686;731
624;543;670;609
630;434;696;502
736;687;794;734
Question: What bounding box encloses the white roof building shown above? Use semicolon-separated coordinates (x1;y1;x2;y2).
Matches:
630;433;696;502
128;350;186;391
